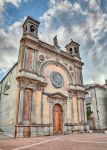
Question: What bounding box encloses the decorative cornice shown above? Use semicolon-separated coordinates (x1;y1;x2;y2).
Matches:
15;124;51;127
21;36;83;65
16;76;47;89
22;16;40;27
43;92;68;100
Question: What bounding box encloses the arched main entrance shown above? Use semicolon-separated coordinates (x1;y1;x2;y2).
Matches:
53;104;63;134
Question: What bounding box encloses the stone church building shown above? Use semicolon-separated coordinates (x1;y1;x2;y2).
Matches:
0;16;88;137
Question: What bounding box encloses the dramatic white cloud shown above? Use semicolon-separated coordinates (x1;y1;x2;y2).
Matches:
39;0;82;45
0;0;27;25
0;0;26;12
0;0;107;84
0;0;27;77
88;0;100;11
39;0;107;84
0;17;25;74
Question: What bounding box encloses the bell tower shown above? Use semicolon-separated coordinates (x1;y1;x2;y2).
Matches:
18;16;40;71
65;39;80;57
22;16;40;38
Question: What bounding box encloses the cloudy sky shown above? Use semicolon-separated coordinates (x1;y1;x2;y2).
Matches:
0;0;107;84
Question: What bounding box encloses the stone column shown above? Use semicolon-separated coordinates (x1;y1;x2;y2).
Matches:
66;94;72;124
68;92;74;124
30;88;37;137
41;88;43;124
31;89;36;124
84;98;87;123
43;95;49;124
34;50;37;73
73;96;79;123
83;98;89;132
63;102;67;134
81;98;85;122
23;89;32;137
78;98;81;123
79;98;85;132
71;98;74;124
18;87;25;124
23;89;32;124
23;48;28;70
49;101;54;135
35;86;42;125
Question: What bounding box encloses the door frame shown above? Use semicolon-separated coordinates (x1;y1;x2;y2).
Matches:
49;99;67;135
53;103;63;134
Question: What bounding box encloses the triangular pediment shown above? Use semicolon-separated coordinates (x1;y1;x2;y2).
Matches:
48;92;67;100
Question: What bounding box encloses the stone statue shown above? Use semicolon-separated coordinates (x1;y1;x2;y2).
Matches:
53;35;59;47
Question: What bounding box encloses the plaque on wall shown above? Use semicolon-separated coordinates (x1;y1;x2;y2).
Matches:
50;72;64;88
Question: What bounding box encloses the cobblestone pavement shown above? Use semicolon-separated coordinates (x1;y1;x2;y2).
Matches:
0;133;107;150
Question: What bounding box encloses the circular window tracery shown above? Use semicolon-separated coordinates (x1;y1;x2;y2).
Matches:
50;72;64;88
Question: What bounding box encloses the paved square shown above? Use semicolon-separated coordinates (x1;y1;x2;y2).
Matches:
0;133;107;150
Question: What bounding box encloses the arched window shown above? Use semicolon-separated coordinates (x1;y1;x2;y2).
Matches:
30;25;35;33
69;48;72;54
74;47;79;54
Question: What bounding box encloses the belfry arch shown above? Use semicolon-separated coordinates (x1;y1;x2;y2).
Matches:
39;60;73;84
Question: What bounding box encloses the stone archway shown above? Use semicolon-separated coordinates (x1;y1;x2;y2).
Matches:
39;60;73;84
53;104;63;134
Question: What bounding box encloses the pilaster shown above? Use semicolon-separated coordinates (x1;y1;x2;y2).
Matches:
18;86;25;124
78;98;81;123
31;88;36;124
84;98;87;122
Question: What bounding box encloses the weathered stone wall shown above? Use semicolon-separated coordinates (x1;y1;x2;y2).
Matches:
86;87;107;129
43;63;71;124
0;64;19;136
0;16;87;137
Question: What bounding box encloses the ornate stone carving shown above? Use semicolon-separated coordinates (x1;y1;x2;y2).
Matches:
71;72;74;78
50;72;64;88
55;59;59;66
63;62;68;67
46;55;51;59
53;35;59;47
69;66;72;71
38;55;45;62
16;76;46;90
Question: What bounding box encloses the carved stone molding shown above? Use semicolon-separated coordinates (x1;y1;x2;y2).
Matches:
39;60;73;84
43;92;67;100
16;76;47;90
38;54;45;62
68;89;77;96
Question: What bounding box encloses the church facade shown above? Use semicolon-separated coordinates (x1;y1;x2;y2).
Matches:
0;16;88;137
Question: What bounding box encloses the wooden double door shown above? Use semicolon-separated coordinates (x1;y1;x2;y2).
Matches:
53;104;63;134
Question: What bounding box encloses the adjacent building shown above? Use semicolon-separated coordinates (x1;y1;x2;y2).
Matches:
0;16;88;137
85;82;107;130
